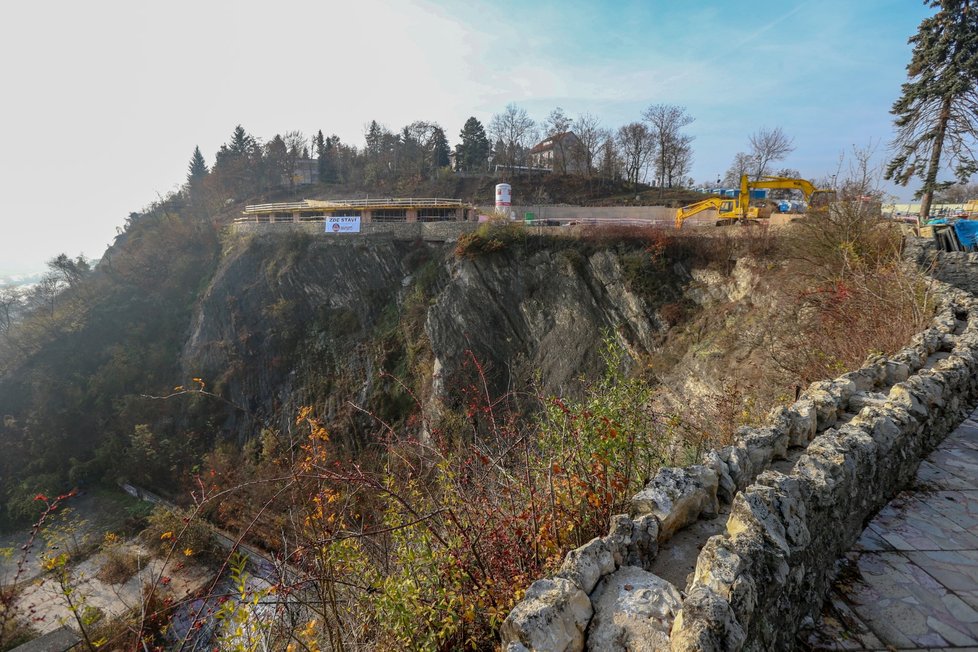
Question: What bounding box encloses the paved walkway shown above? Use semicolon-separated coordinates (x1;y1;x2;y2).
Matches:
807;410;978;650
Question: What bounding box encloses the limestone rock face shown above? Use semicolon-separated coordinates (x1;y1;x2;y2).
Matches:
500;578;593;652
630;466;719;541
585;566;681;652
426;248;666;401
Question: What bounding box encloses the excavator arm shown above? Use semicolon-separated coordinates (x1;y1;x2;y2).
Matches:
675;197;728;228
750;176;835;206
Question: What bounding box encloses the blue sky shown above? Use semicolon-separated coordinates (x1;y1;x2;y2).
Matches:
0;0;938;274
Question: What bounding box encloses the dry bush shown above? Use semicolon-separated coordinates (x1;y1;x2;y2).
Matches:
96;545;146;585
770;202;935;383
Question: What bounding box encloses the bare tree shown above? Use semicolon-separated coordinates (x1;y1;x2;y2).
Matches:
748;127;794;179
828;142;886;201
935;181;978;203
545;107;572;137
489;104;537;170
662;132;694;189
643;104;695;195
283;130;307;191
545;107;573;173
572;113;606;178
0;286;22;336
598;136;622;180
616;122;653;185
723;152;757;186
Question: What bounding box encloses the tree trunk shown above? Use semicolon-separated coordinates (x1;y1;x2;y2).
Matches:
919;94;953;226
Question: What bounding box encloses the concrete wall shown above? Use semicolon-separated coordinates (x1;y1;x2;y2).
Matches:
482;205;676;224
501;242;978;652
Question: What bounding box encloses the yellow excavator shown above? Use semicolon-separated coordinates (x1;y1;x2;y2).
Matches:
750;175;835;208
674;175;757;229
675;174;834;228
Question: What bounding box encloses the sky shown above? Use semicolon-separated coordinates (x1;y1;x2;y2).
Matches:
0;0;937;275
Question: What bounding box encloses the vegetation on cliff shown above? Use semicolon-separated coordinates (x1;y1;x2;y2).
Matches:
0;185;936;650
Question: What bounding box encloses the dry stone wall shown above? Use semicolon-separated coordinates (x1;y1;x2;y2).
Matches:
501;242;978;652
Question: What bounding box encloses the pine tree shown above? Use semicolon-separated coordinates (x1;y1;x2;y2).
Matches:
187;146;208;186
885;0;978;222
228;124;254;157
431;126;451;169
314;130;329;184
455;117;491;172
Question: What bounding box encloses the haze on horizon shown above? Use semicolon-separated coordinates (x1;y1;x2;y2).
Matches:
0;0;937;276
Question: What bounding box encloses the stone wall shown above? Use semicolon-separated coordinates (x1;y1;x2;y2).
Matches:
231;220;479;241
501;242;978;651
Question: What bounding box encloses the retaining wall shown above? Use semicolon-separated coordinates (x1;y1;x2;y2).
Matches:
231;220;480;241
501;242;978;651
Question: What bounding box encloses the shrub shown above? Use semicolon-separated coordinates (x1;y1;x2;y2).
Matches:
454;220;528;258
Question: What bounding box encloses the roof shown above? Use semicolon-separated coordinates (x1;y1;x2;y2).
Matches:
529;131;577;155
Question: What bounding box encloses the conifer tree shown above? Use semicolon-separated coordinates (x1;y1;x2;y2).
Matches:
455;117;491;172
227;124;254;157
885;0;978;222
187;146;208;186
431;126;451;169
314;130;329;183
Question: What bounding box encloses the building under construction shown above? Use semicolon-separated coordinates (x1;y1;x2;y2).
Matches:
236;198;476;224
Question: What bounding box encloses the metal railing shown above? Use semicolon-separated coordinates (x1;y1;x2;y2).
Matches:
243;198;468;214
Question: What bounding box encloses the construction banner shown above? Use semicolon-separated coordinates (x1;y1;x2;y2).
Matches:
325;216;361;233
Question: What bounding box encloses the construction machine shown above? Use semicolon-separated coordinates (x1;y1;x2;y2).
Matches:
674;175;758;228
675;174;834;228
749;175;835;208
965;199;978;218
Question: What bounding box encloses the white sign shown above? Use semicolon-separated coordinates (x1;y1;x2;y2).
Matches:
325;216;361;233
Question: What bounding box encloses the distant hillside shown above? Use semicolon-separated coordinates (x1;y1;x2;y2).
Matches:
0;272;43;288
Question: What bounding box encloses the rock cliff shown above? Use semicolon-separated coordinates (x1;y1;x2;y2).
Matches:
179;231;704;444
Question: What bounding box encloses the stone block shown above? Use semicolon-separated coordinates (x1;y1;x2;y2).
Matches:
630;466;719;541
626;514;660;568
690;535;757;626
557;537;616;594
702;450;735;504
670;586;746;652
888;383;929;420
722;444;754;490
586;566;681;652
840;368;877;392
803;388;839;431
604;514;634;567
788;399;817;446
500;577;593;652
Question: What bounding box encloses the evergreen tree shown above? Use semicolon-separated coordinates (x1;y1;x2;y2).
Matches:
212;125;262;196
431;126;451;169
314;130;329;183
265;134;288;187
228;124;254;156
186;146;208;186
885;0;978;222
455;117;491;172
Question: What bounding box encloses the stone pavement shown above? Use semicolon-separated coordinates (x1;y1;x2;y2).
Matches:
807;411;978;650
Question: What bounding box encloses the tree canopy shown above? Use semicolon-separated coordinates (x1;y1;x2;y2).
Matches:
885;0;978;220
455;117;491;173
